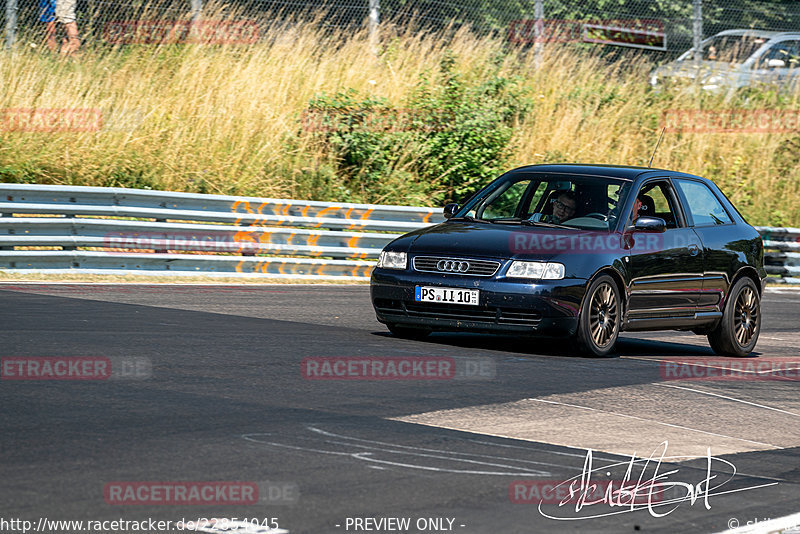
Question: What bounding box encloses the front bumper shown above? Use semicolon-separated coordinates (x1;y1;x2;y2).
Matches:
370;268;587;337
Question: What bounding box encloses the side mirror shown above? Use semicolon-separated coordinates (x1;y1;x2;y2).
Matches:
633;216;667;233
767;58;786;69
443;203;459;219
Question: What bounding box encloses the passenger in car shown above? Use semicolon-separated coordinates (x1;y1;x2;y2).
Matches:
631;194;655;222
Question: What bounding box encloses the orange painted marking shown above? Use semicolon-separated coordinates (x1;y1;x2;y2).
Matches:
233;230;257;255
307;234;322;255
317;206;340;219
252;202;269;227
282;204;291;216
423;211;433;224
301;205;310;218
258;231;273;246
232;200;255;226
360;208;374;220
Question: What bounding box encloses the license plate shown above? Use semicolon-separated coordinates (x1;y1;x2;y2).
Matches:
415;286;479;306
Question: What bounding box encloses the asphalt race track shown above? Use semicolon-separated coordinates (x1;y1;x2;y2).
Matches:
2;283;800;534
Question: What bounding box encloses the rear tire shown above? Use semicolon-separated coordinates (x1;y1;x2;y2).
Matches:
707;277;760;357
574;275;621;358
387;324;431;340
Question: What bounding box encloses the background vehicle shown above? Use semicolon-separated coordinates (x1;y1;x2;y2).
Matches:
650;29;800;91
371;164;766;357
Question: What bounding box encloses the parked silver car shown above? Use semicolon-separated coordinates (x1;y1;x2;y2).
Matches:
650;29;800;91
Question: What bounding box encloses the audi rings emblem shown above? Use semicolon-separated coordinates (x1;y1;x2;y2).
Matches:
437;260;470;273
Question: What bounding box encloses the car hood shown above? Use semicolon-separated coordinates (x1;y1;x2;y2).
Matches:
402;221;609;261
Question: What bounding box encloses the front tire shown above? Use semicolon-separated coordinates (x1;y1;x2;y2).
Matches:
574;275;621;357
387;324;431;340
707;277;761;357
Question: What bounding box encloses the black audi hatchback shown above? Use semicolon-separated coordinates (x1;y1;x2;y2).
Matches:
370;164;766;357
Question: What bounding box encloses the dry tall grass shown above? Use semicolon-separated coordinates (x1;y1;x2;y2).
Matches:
1;14;799;226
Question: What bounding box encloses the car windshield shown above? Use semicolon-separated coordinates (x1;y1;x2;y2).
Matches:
455;173;630;231
680;34;768;63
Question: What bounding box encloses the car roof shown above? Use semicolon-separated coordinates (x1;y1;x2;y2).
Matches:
507;163;704;182
713;29;800;39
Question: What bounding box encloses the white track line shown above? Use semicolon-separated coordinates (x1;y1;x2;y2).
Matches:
528;399;782;450
655;383;800;418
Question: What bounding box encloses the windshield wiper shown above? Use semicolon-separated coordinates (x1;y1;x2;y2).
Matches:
449;215;485;223
519;220;572;229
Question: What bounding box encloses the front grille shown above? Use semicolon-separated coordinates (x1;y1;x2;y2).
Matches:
413;256;500;277
374;299;542;327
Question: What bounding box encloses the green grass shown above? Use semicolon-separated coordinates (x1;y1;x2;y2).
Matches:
2;16;799;226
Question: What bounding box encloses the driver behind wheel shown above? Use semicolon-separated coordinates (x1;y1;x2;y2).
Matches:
544;190;577;224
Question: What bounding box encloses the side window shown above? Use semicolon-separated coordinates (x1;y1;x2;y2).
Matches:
757;40;800;68
631;181;681;229
674;179;733;226
479;179;530;220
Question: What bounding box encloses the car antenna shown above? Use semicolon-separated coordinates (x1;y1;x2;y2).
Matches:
648;127;666;168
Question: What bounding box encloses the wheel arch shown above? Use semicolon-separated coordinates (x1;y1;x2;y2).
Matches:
731;266;763;297
580;266;628;319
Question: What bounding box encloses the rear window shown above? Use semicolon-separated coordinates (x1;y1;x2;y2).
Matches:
675;179;733;226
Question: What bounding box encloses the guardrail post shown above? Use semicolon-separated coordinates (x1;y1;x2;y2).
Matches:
5;0;17;49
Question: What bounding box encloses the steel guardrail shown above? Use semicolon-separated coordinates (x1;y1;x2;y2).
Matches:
0;184;796;282
758;226;800;284
0;184;443;279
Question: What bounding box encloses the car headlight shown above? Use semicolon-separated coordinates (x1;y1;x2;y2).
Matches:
377;251;407;270
507;261;565;280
